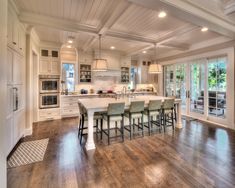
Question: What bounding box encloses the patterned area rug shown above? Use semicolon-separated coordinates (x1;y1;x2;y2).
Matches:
7;138;49;168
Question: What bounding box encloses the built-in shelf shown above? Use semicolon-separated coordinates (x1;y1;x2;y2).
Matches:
121;67;129;83
80;64;91;83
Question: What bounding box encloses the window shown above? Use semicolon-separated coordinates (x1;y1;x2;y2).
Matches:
62;63;75;92
129;66;137;90
208;57;227;118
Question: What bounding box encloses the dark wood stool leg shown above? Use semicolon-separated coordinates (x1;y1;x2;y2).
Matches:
107;116;110;145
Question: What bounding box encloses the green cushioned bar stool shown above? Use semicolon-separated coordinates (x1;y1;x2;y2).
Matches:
124;101;145;139
102;102;125;145
144;100;162;135
162;99;175;132
78;102;103;144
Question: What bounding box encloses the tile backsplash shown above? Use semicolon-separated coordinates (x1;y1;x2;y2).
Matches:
75;76;156;93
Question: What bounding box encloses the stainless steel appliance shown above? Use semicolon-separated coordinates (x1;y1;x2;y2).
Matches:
39;75;60;109
39;93;60;109
39;75;60;93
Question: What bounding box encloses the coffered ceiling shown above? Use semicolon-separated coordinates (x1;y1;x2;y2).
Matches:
13;0;235;57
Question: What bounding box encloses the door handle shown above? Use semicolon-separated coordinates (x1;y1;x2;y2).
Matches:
13;87;18;111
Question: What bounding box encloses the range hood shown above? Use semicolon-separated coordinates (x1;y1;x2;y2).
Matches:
93;69;121;77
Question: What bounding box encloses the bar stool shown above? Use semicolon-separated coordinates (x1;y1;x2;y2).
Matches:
101;102;125;145
124;101;145;139
78;102;103;144
144;100;162;135
162;99;175;132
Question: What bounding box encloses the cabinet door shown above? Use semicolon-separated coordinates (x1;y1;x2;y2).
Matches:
7;49;14;85
12;14;19;49
40;60;50;74
6;115;14;155
51;60;60;74
6;86;14;155
13;109;25;144
13;53;23;84
18;27;26;54
7;11;14;46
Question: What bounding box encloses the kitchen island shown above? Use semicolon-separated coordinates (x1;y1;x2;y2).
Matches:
78;95;182;150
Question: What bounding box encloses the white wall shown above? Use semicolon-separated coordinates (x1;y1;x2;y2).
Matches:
0;0;8;187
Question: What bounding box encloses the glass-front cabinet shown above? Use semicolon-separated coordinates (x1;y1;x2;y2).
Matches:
164;56;227;122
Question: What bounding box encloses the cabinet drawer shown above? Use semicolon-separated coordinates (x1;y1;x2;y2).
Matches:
61;96;79;103
39;109;60;121
61;102;78;108
61;108;79;116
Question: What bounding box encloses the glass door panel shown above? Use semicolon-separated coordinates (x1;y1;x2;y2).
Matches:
175;64;187;112
164;65;175;97
208;57;227;118
190;62;205;115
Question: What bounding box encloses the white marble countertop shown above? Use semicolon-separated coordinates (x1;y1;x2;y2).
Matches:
79;95;181;111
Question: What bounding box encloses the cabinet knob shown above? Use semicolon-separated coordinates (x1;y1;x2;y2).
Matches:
13;42;16;45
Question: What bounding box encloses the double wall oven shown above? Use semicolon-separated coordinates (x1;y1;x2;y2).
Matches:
39;75;60;109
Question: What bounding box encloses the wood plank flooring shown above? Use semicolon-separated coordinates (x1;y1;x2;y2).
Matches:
7;118;235;188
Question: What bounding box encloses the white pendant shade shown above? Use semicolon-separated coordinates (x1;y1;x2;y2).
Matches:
92;34;108;72
93;59;108;71
148;64;162;74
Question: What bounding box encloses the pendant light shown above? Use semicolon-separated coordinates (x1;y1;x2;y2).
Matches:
148;44;162;74
92;34;108;71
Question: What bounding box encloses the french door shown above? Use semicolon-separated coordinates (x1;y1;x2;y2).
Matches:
164;56;227;123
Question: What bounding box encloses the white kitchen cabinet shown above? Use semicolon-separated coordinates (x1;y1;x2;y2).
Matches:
61;96;79;117
7;49;13;85
7;9;14;48
40;48;60;75
51;60;60;74
39;108;61;121
13;53;24;85
7;48;24;85
7;7;26;55
13;109;25;145
6;85;25;155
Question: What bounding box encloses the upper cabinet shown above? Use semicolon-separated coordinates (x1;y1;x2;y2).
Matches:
7;8;26;55
39;48;60;75
7;48;24;85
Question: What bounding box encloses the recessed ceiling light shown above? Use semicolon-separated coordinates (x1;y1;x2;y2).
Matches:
67;45;72;48
158;11;167;18
201;27;208;32
142;51;147;54
110;46;115;50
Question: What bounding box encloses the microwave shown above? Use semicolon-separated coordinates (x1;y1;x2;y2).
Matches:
39;75;60;93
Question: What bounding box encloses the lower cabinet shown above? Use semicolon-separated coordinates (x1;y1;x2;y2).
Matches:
39;108;61;121
13;109;25;145
61;96;79;117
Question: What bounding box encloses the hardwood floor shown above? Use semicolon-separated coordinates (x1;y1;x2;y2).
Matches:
7;118;235;188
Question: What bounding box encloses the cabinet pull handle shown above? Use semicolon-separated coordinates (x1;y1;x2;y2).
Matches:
13;42;16;45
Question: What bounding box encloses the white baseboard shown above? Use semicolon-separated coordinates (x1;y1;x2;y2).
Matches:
24;128;32;136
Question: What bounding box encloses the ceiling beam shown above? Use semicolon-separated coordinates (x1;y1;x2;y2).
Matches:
128;0;235;38
127;45;154;56
158;43;190;51
19;11;98;36
83;0;131;51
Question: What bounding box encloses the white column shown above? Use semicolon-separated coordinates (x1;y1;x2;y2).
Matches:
176;101;183;128
85;109;96;150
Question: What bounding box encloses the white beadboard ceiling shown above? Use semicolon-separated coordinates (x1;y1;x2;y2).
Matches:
14;0;232;57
